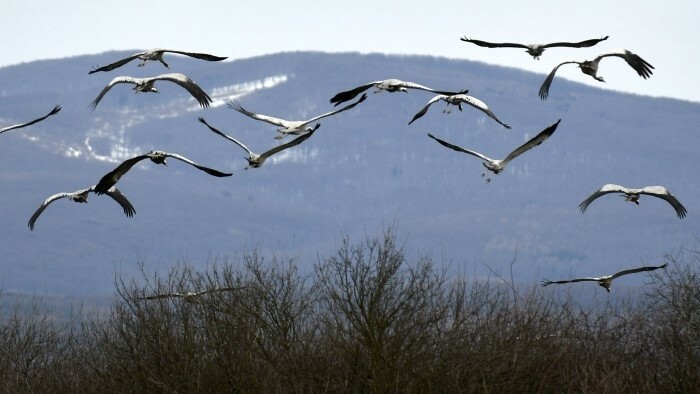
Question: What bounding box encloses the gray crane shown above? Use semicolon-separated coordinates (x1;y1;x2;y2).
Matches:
198;117;316;169
94;150;232;195
230;93;366;139
460;35;609;60
330;78;467;106
579;184;687;219
409;93;510;129
539;49;653;99
541;263;668;292
427;119;560;181
89;73;212;109
89;49;227;73
28;185;134;231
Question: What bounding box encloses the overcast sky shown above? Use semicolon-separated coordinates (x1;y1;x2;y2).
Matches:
2;1;698;102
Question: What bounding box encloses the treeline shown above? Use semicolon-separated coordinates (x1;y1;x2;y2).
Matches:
1;228;699;392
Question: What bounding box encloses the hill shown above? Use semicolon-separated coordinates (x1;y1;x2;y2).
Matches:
0;50;698;298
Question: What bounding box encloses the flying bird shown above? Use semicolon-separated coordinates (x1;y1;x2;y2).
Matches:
28;185;135;231
427;119;560;181
330;78;467;106
229;93;367;139
94;150;232;195
89;49;227;74
134;286;241;302
539;49;654;99
0;105;61;135
408;93;510;129
89;73;212;109
198;117;316;169
579;184;687;219
460;35;609;60
540;263;668;292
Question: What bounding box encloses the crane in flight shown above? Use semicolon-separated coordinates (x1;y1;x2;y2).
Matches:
89;49;227;73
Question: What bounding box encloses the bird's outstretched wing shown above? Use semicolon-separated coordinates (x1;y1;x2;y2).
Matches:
540;277;601;287
610;263;668;280
400;81;466;97
198;117;254;157
259;128;317;162
227;101;290;127
427;133;494;163
542;36;609;49
539;60;579;99
89;76;140;109
161;50;227;62
460;95;511;129
460;37;529;49
408;95;445;125
153;73;212;108
596;50;654;79
28;191;79;230
305;93;367;123
27;185;134;230
102;186;137;217
0;105;61;134
640;186;687;219
330;81;378;106
88;53;145;74
502;119;560;165
578;184;628;213
94;154;152;194
150;150;233;177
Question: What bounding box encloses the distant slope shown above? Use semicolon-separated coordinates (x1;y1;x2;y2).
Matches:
0;50;698;298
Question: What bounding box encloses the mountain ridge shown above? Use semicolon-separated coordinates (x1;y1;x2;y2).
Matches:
0;50;697;299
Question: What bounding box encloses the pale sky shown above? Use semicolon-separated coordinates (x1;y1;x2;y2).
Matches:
2;1;698;102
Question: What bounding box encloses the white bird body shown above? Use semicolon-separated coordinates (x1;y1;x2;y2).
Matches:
579;184;687;219
461;35;609;59
229;93;366;139
409;93;510;129
89;49;227;73
94;150;232;195
198;117;316;169
28;185;134;230
541;263;668;292
89;73;212;109
330;78;467;106
539;49;654;99
0;105;61;135
428;119;560;181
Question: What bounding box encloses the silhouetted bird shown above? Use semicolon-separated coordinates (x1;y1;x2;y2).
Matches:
460;35;609;59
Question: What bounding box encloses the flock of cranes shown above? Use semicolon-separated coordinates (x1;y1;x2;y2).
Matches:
3;36;683;298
